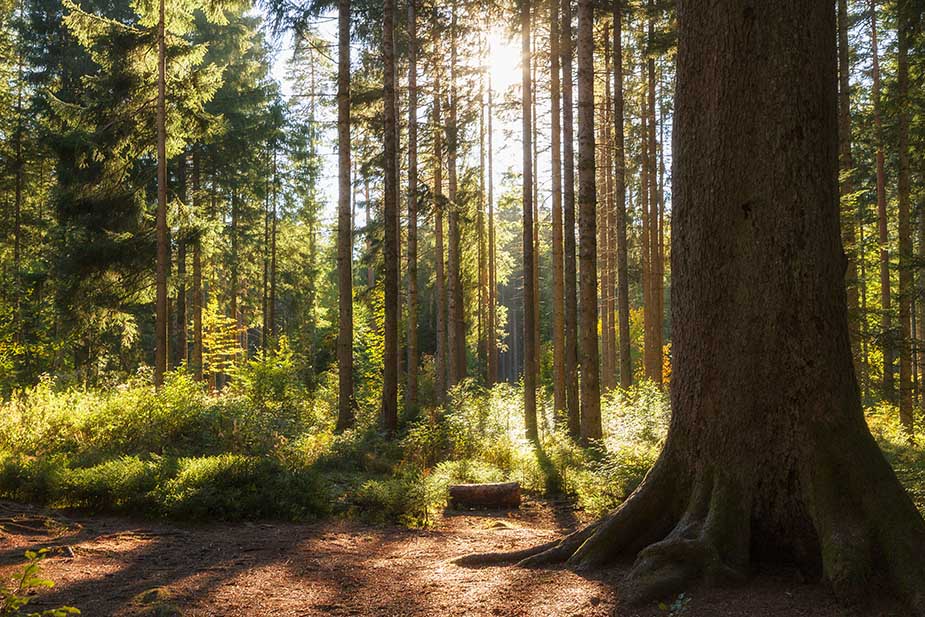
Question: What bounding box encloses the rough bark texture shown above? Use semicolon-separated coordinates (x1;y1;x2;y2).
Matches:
456;3;925;612
561;0;580;438
336;0;355;431
871;0;893;402
487;71;498;387
643;1;662;386
613;0;631;389
406;0;419;414
174;154;188;369
522;0;538;443
576;0;601;442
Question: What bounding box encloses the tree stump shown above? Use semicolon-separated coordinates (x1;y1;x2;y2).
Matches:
448;482;521;510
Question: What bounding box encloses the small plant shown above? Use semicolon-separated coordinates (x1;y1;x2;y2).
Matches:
658;592;691;615
1;549;80;616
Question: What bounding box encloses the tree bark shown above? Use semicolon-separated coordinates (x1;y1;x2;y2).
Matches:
382;0;399;435
550;0;566;417
896;6;914;439
488;69;498;386
406;0;419;413
456;5;925;613
837;0;861;384
613;0;631;389
174;154;188;368
336;0;355;431
447;4;465;389
644;1;662;385
434;49;448;403
154;0;169;388
871;0;893;402
522;0;538;443
577;0;601;442
192;151;203;382
562;0;580;438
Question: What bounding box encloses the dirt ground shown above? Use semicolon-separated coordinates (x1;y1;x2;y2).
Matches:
0;499;910;617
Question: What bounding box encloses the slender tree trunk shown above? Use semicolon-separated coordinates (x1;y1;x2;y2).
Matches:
192;151;203;382
645;0;662;385
838;0;861;382
896;7;913;439
406;0;419;412
174;154;188;368
604;30;617;391
550;0;566;417
434;58;448;403
447;5;465;388
871;0;893;401
478;42;487;381
382;0;400;434
487;70;498;386
918;199;925;410
270;148;278;340
522;0;539;442
613;0;631;388
562;0;580;437
577;0;601;441
531;28;541;384
458;7;925;612
154;0;169;387
336;0;355;430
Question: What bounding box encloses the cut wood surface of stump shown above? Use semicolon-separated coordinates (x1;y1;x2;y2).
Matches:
448;482;521;510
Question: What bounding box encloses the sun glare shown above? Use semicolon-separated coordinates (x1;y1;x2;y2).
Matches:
486;27;522;94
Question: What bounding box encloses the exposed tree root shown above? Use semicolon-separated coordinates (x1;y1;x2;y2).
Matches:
453;441;925;615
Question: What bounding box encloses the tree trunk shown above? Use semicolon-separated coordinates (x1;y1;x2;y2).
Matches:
896;7;913;439
457;4;925;613
613;0;631;389
174;154;188;368
603;30;617;391
269;147;278;341
487;69;498;386
434;54;448;403
382;0;399;435
478;42;487;382
406;0;419;413
522;0;538;443
154;0;169;388
644;2;662;385
576;0;601;442
192;151;203;382
336;0;355;431
871;0;893;402
562;0;580;438
837;0;861;383
447;4;465;389
550;0;566;417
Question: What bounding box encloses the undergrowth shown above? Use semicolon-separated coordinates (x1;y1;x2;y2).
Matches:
0;355;921;526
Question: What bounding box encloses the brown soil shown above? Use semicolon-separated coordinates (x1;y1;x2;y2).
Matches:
0;499;908;616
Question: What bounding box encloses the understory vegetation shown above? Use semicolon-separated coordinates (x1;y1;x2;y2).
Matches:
1;352;921;527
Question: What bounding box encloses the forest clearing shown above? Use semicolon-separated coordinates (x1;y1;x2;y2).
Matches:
3;0;925;613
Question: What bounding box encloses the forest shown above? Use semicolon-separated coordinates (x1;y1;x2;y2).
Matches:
1;0;925;614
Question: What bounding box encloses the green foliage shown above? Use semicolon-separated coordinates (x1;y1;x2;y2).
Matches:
0;549;80;617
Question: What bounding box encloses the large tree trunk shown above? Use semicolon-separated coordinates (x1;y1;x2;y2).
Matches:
613;0;631;389
871;0;893;402
643;1;662;385
456;3;925;612
561;0;580;438
522;0;538;443
382;0;399;435
406;0;419;413
154;0;168;388
549;0;566;417
576;0;601;442
336;0;355;431
173;154;188;369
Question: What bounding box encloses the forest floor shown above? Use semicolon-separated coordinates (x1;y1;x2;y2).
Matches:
0;498;910;617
